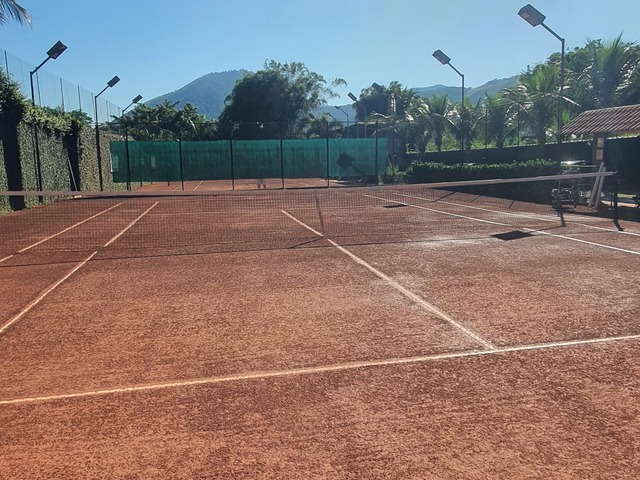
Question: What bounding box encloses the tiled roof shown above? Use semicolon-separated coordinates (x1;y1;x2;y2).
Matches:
562;104;640;136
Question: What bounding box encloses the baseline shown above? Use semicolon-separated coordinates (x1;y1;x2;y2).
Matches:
1;333;637;406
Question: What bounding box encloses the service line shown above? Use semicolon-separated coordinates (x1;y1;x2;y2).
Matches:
1;333;638;406
281;209;495;350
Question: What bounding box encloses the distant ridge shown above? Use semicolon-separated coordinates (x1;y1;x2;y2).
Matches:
146;71;519;119
145;70;249;119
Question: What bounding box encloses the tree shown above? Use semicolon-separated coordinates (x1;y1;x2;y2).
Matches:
120;100;218;141
218;61;345;139
508;64;559;146
0;0;31;26
568;35;640;109
482;93;515;149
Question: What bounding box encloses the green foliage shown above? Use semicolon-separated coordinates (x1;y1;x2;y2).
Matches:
120;100;218;141
382;166;405;184
218;61;345;139
0;0;31;26
0;69;26;123
406;159;558;184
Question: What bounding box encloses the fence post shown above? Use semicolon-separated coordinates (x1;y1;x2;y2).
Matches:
229;132;235;191
375;120;379;183
178;127;185;191
280;126;285;189
124;121;131;190
326;121;330;188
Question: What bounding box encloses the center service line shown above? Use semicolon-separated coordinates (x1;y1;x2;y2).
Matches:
280;209;495;350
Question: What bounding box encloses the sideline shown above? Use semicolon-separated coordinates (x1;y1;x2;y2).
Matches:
0;203;158;335
366;194;640;256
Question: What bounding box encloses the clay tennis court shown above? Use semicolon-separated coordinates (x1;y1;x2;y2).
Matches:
1;180;639;478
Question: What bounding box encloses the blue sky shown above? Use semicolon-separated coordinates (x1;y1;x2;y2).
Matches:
1;0;639;112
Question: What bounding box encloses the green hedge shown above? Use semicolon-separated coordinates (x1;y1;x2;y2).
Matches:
406;159;559;184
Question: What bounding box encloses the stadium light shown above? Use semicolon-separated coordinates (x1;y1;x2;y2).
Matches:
123;94;143;114
335;105;349;124
94;75;121;191
433;49;464;150
29;41;67;197
518;4;565;147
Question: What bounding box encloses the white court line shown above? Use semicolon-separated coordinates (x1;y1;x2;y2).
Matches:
0;255;13;264
367;194;640;256
0;202;160;335
103;202;158;247
1;333;638;406
281;209;495;350
17;203;122;254
365;194;512;228
193;180;204;191
0;251;98;336
393;191;640;237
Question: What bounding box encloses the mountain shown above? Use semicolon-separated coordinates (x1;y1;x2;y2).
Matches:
413;75;519;103
146;71;519;119
145;70;249;119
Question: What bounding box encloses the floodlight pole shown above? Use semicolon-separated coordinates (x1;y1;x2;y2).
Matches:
518;4;565;159
335;106;349;136
121;94;142;191
433;50;465;152
29;41;67;197
94;75;120;191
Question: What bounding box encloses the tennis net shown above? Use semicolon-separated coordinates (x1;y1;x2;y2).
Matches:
0;172;619;260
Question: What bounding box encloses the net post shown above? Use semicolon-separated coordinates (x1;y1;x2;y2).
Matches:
612;173;619;223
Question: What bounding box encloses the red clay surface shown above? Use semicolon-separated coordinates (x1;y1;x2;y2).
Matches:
1;186;639;478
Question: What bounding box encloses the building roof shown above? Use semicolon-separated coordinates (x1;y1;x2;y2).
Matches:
562;104;640;136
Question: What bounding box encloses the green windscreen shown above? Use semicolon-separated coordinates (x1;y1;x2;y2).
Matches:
110;138;386;182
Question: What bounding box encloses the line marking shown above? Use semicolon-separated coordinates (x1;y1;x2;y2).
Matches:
367;194;640;256
0;251;98;336
193;180;204;191
103;202;158;247
1;333;638;406
365;194;513;227
393;191;640;237
281;209;495;350
0;254;14;264
15;203;122;254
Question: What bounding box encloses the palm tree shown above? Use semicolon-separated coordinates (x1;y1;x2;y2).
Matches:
481;94;515;149
0;0;31;26
424;94;452;153
510;64;559;146
571;35;640;109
